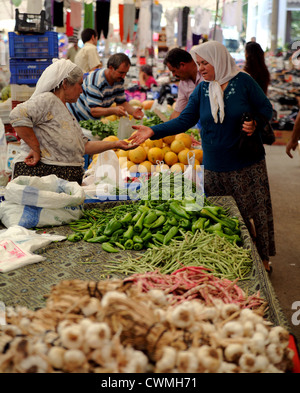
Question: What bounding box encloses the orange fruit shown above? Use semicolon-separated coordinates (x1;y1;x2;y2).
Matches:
116;149;128;158
144;139;155;148
103;135;119;142
189;149;203;164
118;156;128;167
147;147;164;164
163;135;176;145
170;139;186;154
138;160;153;173
162;145;171;157
175;133;192;148
121;160;135;170
129;164;139;173
155;164;169;173
128;146;147;164
178;148;191;165
152;139;163;148
164;151;178;166
171;163;185;173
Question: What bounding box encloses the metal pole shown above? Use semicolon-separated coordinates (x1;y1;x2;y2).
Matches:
213;0;220;40
271;0;279;53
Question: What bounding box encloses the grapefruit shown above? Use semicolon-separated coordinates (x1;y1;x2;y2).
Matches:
164;151;178;166
178;148;191;165
170;163;185;173
128;146;147;164
163;135;176;145
148;147;164;164
138;161;153;173
175;133;192;148
170;139;186;154
116;149;128;158
189;149;203;164
155;164;169;173
103;135;119;142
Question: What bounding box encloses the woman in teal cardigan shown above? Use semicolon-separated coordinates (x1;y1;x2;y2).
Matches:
130;41;275;273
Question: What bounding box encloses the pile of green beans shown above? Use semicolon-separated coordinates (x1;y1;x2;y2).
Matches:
104;230;253;281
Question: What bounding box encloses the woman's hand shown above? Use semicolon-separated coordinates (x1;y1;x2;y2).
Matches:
286;139;298;158
128;125;154;145
115;140;139;150
242;120;257;136
24;149;41;166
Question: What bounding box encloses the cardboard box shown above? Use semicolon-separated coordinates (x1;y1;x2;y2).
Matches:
273;130;293;145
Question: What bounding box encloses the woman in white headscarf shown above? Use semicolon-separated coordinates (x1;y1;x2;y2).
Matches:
129;41;275;272
9;59;136;185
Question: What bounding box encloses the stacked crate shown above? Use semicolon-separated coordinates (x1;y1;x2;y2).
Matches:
7;29;59;140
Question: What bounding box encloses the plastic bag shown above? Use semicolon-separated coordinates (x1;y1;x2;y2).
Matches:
82;150;126;200
117;116;136;140
0;225;66;273
0;119;9;186
183;151;205;210
0;174;85;228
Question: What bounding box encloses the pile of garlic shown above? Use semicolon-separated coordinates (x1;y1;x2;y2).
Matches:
0;279;294;373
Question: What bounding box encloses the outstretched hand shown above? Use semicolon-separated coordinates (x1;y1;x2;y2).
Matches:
128;125;155;145
115;139;139;150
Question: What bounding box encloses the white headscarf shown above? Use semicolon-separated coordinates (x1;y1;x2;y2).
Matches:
190;41;240;123
31;58;78;98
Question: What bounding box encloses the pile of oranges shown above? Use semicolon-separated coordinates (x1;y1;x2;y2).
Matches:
113;132;203;174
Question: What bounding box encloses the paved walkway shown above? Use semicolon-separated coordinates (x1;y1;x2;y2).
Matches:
265;143;300;348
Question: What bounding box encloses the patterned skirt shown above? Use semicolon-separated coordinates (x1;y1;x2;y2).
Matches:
13;161;85;185
204;159;276;262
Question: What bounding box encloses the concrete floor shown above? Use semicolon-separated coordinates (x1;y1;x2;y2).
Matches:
264;144;300;348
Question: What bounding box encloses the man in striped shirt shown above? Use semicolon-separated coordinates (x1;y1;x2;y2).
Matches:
67;53;144;121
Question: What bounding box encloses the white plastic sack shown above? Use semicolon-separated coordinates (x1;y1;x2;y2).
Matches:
0;174;85;228
0;225;66;273
82;150;126;199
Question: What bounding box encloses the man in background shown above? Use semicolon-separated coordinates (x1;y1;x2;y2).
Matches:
74;28;103;73
164;47;203;120
66;39;80;63
68;53;144;121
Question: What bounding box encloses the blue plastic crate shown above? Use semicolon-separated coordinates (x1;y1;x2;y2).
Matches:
8;31;58;59
9;59;52;85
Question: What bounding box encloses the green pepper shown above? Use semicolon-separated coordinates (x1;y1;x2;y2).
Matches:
132;210;142;223
214;230;242;244
134;211;147;233
134;243;143;250
142;232;153;242
178;218;190;229
163;226;178;245
103;219;122;236
123;225;134;239
206;223;223;233
166;215;178;226
83;228;94;241
152;233;165;244
192;217;207;233
169;201;190;220
200;208;237;232
124;239;134;250
67;233;83;242
150;215;165;229
133;235;143;244
120;212;133;224
101;242;119;253
143;211;158;226
86;235;108;243
96;224;106;236
140;227;150;238
115;241;125;250
111;228;123;242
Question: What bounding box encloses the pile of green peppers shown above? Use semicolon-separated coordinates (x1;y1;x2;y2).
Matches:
67;199;242;253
